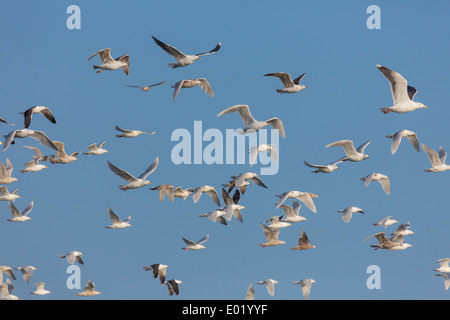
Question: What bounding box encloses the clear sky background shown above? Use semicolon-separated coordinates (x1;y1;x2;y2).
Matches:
0;1;449;300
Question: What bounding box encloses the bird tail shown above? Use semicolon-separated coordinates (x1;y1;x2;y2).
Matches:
276;89;285;94
93;65;100;69
168;63;178;69
380;107;391;114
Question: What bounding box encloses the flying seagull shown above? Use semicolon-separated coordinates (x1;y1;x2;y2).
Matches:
82;141;109;155
164;279;183;296
386;129;419;154
376;64;427;114
275;191;318;212
257;279;278;297
87;48;129;75
245;284;255;300
2;129;58;152
192;185;221;206
421;143;450;173
0;158;18;184
361;173;390;195
105;207;132;229
150;184;175;203
107;157;159;190
59;251;84;265
279;201;307;223
77;280;101;297
336;206;365;223
0;186;20;201
115;125;155;137
152;35;221;68
172;78;214;101
182;234;209;250
264;72;307;94
290;229;316;250
30;282;51;296
217;104;285;138
326;139;370;162
7;200;34;222
293;279;317;300
259;223;286;247
125;81;166;92
249;144;278;166
304;159;343;173
48;141;79;164
143;264;169;284
372;216;399;228
20;106;56;129
14;266;37;284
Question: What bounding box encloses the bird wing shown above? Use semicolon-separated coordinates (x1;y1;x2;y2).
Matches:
114;125;132;133
196;42;222;57
389;132;403;154
172;80;185;101
23;145;43;158
377;65;410;104
249;146;259;166
205;189;221;206
197;78;215;97
325;140;357;157
196;234;209;245
363;173;375;187
107;160;138;182
405;134;420;153
2;130;18;151
8;201;22;218
217;105;255;126
275;192;290;209
149;80;167;88
152;36;187;60
264;72;294;88
29;131;59;151
87;48;114;64
296;193;317;213
21;201;34;216
40;108;56;124
265;117;286;138
298;229;310;245
356;140;371;153
438;146;447;164
221;188;234;205
292;73;307;85
249;176;268;188
407;85;418;101
107;207;122;224
137;157;159;179
304;160;325;169
378;178;390;195
245;284;255;300
421;144;442;166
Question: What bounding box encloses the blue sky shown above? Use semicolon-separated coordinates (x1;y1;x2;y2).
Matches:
0;1;449;300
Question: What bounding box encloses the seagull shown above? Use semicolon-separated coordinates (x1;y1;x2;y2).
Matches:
151;35;221;68
192;185;221;206
173;186;195;200
107;157;159;191
336;206;365;223
376;64;427;114
263;215;291;229
115;125;155;137
0;186;20;201
0;279;19;300
293;279;317;300
304;159;343;173
434;258;450;273
360;173;390;195
171;78;215;101
48;141;79;164
249;144;278;166
372;216;399;228
87;48;129;75
164;279;183;296
221;188;245;222
290;229;316;250
2;129;58;152
20;158;48;173
364;232;412;251
279;201;307;223
105;207;132;229
386;129;419;154
0;117;14;125
14;266;37;284
275;191;318;212
7;200;33;222
257;279;278;297
59;251;84;265
0;158;18;184
125;81;166;91
143;264;169;284
82;141;109;155
325;139;370;162
77;280;101;296
231;172;268;190
435;272;450;290
30;282;51;295
245;283;255;300
199;209;228;226
259;223;286;247
19;106;56;129
182;234;209;250
390;221;415;237
217;104;286;138
149;184;175;203
421;143;450;172
264;72;307;94
0;266;17;283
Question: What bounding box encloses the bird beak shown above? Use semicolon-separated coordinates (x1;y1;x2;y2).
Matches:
423;106;428;109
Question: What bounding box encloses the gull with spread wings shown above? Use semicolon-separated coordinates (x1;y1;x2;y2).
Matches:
107;157;159;190
264;72;308;94
87;48;129;75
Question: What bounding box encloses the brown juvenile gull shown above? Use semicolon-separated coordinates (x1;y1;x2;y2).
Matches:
115;125;155;137
150;184;175;203
2;129;58;152
143;264;169;284
152;35;221;68
421;143;450;173
386;129;419;154
293;279;317;300
87;48;129;75
275;191;318;212
0;158;18;184
7;200;33;222
264;72;307;94
259;223;286;248
77;280;101;297
291;229;316;250
304;159;343;173
376;64;427;114
192;185;220;206
125;81;166;92
326;139;370;162
336;206;365;223
172;78;215;101
360;173;390;195
105;207;132;229
364;232;412;251
20;106;56;129
217;104;286;138
245;283;255;300
107;157;159;191
14;266;37;284
173;186;194;200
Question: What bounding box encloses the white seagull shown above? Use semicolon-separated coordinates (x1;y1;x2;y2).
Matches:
0;186;20;201
20;158;48;173
372;216;399;228
217;104;286;138
386;129;420;154
83;141;109;155
279;201;307;223
376;64;427;114
0;279;19;300
143;263;169;284
14;266;37;284
115;125;155;138
0;158;18;184
2;129;58;152
199;209;229;226
275;191;318;212
59;251;84;265
435;272;450;290
149;184;175;203
421;143;450;172
259;223;286;248
304;159;343;173
77;280;101;296
263;215;291;229
360;173;390;195
0;266;16;282
105;207;132;229
434;258;450;273
164;279;183;296
192;185;221;206
232;172;268;190
7;200;33;222
152;35;221;68
257;279;278;297
326;139;370;162
172;78;215;101
87;48;129;75
107;157;159;191
245;284;255;300
293;279;317;300
390;221;415;237
264;72;307;94
336;206;365;223
48;141;79;164
182;234;209;250
125;81;166;92
249;144;278;166
30;282;51;295
20;106;56;129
